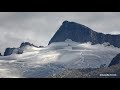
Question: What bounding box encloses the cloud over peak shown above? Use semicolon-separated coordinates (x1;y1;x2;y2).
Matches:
0;12;120;53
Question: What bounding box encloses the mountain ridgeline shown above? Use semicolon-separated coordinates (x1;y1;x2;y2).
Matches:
2;21;120;56
4;42;41;56
48;21;120;47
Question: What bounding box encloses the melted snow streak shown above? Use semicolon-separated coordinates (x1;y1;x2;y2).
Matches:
0;41;120;78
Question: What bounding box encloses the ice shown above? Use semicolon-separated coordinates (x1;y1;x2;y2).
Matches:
0;41;120;78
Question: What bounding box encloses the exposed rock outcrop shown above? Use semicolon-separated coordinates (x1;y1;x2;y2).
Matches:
108;53;120;67
49;21;120;48
4;42;39;56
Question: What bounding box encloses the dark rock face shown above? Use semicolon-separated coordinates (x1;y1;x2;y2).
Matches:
108;53;120;67
20;42;38;48
48;21;120;48
39;46;44;48
4;42;38;56
4;48;16;56
4;48;23;56
0;53;2;56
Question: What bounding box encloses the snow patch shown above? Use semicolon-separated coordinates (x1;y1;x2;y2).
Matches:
0;41;120;77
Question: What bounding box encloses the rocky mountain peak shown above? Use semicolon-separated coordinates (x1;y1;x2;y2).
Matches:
48;21;120;48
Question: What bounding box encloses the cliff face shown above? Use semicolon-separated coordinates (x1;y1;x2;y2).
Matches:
4;42;37;56
109;53;120;67
0;53;2;56
4;48;23;56
48;21;120;47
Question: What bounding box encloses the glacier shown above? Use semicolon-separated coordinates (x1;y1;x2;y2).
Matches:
0;40;120;78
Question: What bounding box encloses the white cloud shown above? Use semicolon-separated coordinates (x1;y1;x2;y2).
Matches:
0;12;120;54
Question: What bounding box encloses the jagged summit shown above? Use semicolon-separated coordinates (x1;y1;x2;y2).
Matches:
60;20;91;32
20;42;38;48
62;20;89;28
4;42;39;56
48;20;93;45
62;20;69;25
4;47;23;56
20;42;32;48
48;21;120;48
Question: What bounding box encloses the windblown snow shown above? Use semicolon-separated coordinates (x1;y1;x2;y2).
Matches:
0;39;120;78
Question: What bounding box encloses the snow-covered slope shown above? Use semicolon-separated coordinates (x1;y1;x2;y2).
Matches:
0;40;120;78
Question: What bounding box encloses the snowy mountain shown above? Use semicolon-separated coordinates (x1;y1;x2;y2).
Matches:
0;40;120;78
4;42;39;56
49;21;120;48
0;21;120;78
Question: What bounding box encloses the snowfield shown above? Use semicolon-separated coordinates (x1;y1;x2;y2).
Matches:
0;40;120;78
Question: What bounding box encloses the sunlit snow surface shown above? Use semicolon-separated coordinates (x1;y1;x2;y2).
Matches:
0;41;120;78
